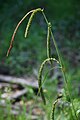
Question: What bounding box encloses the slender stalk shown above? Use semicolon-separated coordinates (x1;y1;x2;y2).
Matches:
42;10;78;120
42;11;49;25
50;28;78;120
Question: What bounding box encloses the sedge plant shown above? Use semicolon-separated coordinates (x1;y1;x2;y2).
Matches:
7;8;78;120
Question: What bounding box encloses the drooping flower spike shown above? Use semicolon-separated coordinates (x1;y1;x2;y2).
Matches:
7;8;43;57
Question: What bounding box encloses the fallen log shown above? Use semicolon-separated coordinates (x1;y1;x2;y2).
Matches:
0;74;38;88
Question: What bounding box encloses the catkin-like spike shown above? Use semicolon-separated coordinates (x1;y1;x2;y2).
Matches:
7;8;43;57
50;100;58;120
47;22;51;58
50;94;63;120
38;58;59;105
25;8;42;38
6;10;35;57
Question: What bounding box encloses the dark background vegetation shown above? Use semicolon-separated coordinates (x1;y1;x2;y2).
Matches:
0;0;80;87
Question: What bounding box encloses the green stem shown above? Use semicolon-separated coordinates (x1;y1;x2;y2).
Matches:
50;27;78;120
42;10;78;120
42;11;49;25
